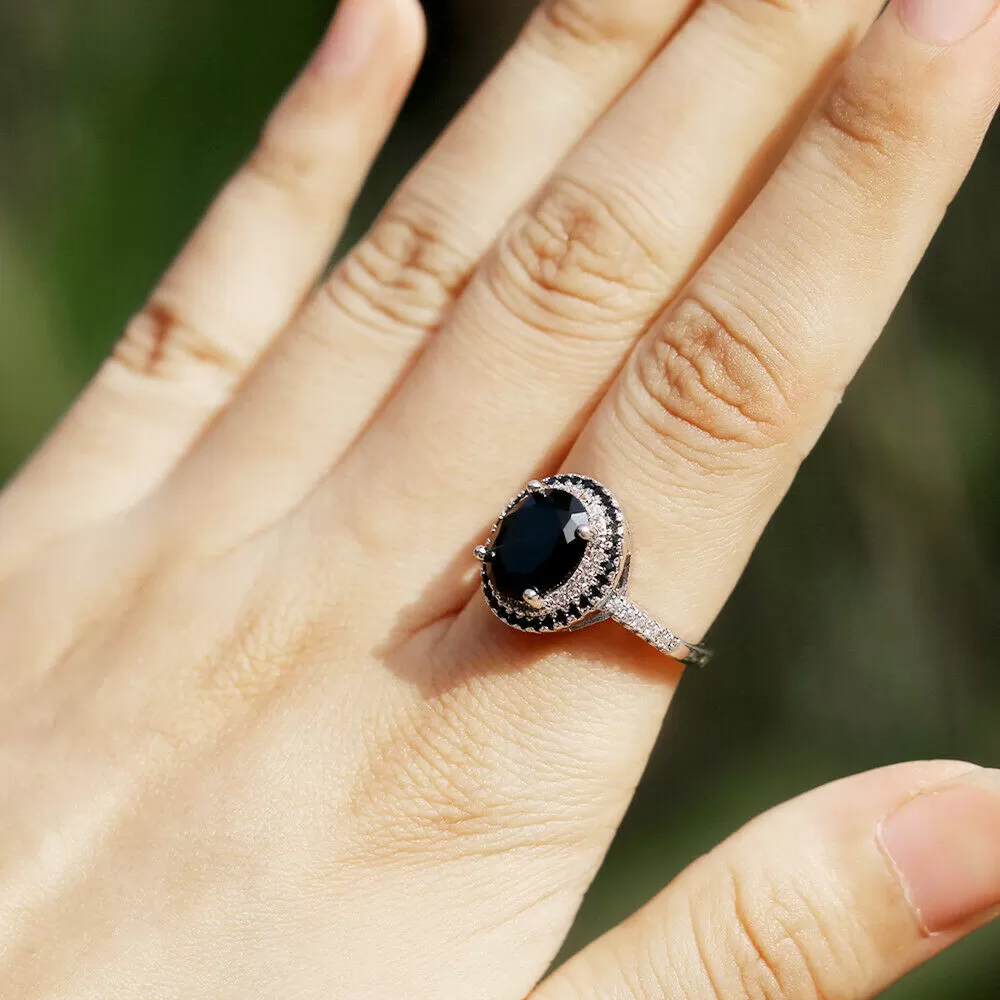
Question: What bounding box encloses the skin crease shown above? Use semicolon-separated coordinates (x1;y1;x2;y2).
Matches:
1;0;1000;998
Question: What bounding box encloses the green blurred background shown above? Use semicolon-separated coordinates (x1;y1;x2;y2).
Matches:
2;0;998;993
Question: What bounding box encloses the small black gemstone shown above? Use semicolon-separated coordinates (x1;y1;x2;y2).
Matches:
578;595;591;609
555;609;570;626
486;489;590;602
541;615;555;630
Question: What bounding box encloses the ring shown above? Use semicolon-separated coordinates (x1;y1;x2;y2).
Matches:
474;475;712;668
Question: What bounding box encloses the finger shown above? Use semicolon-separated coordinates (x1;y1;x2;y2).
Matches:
562;0;1000;643
159;0;702;544
534;762;1000;1000
286;4;1000;987
326;0;883;587
0;0;423;569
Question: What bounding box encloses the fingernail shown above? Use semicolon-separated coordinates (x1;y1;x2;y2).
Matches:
879;768;1000;934
312;0;383;78
896;0;997;45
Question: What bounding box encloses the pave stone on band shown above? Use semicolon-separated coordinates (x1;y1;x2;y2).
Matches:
474;474;712;668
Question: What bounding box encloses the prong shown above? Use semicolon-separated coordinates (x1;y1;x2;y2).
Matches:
522;588;545;610
575;524;593;542
474;545;492;562
527;479;545;494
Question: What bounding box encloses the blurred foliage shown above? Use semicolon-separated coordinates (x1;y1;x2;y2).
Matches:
1;0;998;993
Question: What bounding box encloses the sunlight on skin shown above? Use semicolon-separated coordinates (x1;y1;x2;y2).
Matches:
0;0;998;996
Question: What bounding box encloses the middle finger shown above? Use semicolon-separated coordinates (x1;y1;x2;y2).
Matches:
334;0;883;587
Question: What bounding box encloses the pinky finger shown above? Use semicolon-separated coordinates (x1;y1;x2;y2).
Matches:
535;762;1000;1000
0;0;424;569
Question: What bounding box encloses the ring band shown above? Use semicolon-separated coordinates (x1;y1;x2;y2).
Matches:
475;475;712;668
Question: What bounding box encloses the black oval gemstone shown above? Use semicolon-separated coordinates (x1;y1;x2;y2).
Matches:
487;489;589;601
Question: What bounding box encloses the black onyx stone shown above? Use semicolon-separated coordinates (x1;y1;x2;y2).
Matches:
487;490;589;601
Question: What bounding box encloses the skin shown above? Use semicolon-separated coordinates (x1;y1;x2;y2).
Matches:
1;0;999;995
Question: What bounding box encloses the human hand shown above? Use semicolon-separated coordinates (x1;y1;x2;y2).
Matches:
2;0;999;996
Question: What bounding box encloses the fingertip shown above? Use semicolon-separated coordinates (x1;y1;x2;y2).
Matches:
894;0;997;47
311;0;384;79
878;765;1000;935
392;0;428;63
380;0;427;100
308;0;424;84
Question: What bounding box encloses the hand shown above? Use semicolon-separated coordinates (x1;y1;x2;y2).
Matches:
2;0;999;995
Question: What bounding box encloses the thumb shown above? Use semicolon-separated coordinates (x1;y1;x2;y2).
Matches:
535;761;1000;1000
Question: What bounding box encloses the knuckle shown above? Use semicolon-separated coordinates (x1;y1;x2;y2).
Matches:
621;295;794;467
115;554;300;747
183;616;296;742
816;58;928;175
717;0;819;21
490;177;663;341
246;128;322;200
246;81;367;205
350;705;514;853
324;208;469;338
687;855;871;1000
537;0;666;48
112;302;244;383
345;673;607;863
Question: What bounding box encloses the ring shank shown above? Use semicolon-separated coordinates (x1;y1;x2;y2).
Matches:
603;592;712;668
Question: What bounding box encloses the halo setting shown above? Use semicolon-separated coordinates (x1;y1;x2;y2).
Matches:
475;474;713;667
476;475;627;633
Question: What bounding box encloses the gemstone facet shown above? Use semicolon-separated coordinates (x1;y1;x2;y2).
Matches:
486;489;590;602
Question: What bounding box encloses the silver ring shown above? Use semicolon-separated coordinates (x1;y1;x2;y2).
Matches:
475;475;712;669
